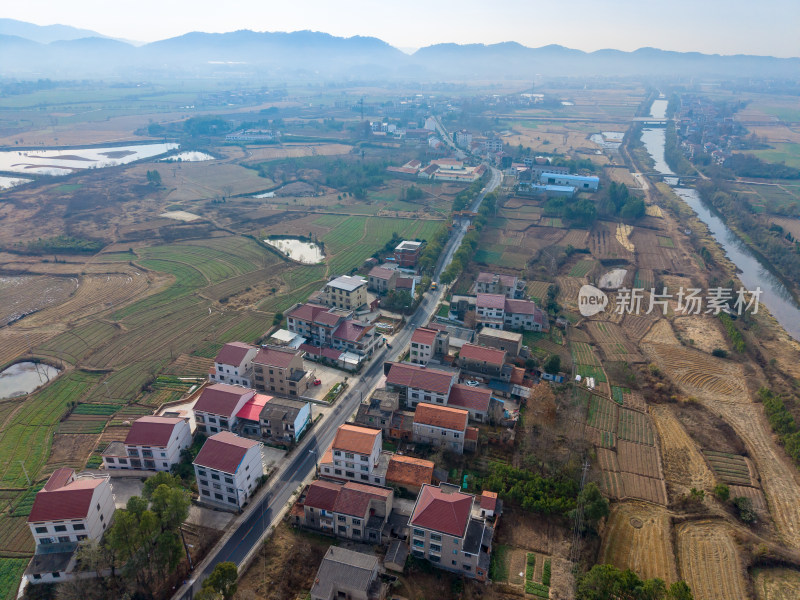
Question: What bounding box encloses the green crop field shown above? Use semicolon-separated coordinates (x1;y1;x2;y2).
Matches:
10;482;46;518
568;259;596;277
657;236;675;248
571;341;601;366
0;370;101;487
35;321;119;365
0;558;28;600
72;403;119;416
576;364;607;383
475;249;504;265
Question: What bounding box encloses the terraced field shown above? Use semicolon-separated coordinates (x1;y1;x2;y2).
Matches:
600;502;678;583
676;521;747;600
650;405;715;491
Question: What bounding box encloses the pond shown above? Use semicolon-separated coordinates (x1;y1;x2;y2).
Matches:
160;151;215;162
590;131;625;149
0;362;62;399
264;238;325;264
0;142;179;175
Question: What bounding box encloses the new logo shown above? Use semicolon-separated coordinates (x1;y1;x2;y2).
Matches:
578;284;608;317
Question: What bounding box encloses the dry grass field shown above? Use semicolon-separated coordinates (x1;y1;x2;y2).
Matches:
753;568;800;600
675;520;748;600
650;405;716;492
600;502;678;583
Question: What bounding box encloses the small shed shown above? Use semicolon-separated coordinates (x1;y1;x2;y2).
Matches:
384;539;409;573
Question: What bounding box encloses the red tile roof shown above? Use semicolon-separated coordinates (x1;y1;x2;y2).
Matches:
253;347;299;368
29;469;105;523
410;484;473;537
480;491;498;511
304;480;341;512
395;277;414;289
194;384;253;417
369;266;396;280
214;342;255;366
125;416;185;447
448;384;492;412
459;343;506;366
287;302;328;322
315;311;344;327
476;293;506;309
411;327;438;347
504;298;537;315
193;431;259;473
476;272;495;284
413;404;468;432
510;367;526;385
386;455;434;489
386;362;455;395
236;393;272;422
333;320;372;343
332;424;380;455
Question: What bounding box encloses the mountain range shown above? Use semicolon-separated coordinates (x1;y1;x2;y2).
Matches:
1;19;797;81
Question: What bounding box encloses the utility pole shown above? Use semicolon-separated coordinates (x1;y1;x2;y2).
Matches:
20;461;31;486
570;459;590;564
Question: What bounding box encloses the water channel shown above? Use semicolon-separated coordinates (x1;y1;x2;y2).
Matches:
640;99;800;341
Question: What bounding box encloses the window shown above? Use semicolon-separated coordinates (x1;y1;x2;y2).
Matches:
76;535;87;541
463;565;472;571
201;489;210;496
413;539;424;548
344;452;354;459
51;572;61;579
224;476;233;484
228;497;237;504
214;493;223;500
96;503;101;511
337;516;346;522
413;528;425;537
454;433;460;439
211;473;220;480
54;525;67;532
361;465;368;472
35;526;47;534
353;529;361;536
430;544;441;553
430;533;441;542
58;536;70;543
73;524;85;531
226;487;235;494
360;474;368;481
352;518;361;525
99;514;104;522
33;575;41;580
213;483;221;490
430;555;440;563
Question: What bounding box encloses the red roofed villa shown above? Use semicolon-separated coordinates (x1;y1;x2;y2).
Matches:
102;415;192;471
193;431;264;510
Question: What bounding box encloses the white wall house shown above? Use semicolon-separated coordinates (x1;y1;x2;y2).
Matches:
412;404;469;455
26;469;116;584
385;362;456;409
209;342;258;387
193;431;264;511
320;424;385;486
193;383;255;435
102;416;191;471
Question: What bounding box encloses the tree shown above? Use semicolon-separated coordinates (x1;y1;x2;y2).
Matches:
713;483;730;502
577;482;609;526
202;562;238;600
544;354;561;374
733;496;756;524
577;564;693;600
667;581;694;600
143;471;183;499
146;169;162;187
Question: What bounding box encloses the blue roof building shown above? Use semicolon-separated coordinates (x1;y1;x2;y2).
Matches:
539;173;600;192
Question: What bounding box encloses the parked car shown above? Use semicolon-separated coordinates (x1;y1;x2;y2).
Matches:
313;379;322;386
386;342;393;349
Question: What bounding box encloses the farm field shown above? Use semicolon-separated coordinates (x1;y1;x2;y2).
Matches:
650;405;715;492
600;502;678;583
0;276;77;327
753;568;800;600
675;520;748;600
585;321;645;363
0;558;28;600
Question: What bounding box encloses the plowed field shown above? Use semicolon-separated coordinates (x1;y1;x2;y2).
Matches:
650;405;715;491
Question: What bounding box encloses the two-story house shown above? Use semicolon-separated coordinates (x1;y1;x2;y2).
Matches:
101;415;191;471
322;275;368;311
286;303;352;347
234;392;272;438
458;344;507;378
209;342;258;387
259;397;312;443
475;293;506;329
252;346;313;397
332;319;380;356
26;469;116;584
367;266;398;294
384;362;457;408
409;483;496;581
310;547;383;600
477;329;523;358
412;404;469;454
193;383;255;435
319;424;386;485
447;384;499;424
474;272;525;299
504;298;548;331
193;431;263;511
393;240;424;268
301;480;393;543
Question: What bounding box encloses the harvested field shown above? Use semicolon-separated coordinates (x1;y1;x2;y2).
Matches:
650;405;715;491
555;276;582;311
615;223;634;252
242;142;353;163
642;342;749;402
571;341;601;366
617;440;660;478
620;313;657;342
672;316;729;354
600;502;678;583
633;269;655;290
729;485;767;513
526;280;552;302
0;514;33;556
590;221;634;263
585;321;645;363
618;472;668;505
622;390;647;412
673;402;747;456
753;568;800;600
558;229;589;249
0;329;56;367
0;275;77;327
675;520;748;600
44;433;100;472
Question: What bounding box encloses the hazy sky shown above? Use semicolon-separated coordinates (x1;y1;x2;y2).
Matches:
4;0;799;57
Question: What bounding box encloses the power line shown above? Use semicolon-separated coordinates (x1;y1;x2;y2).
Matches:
570;458;590;564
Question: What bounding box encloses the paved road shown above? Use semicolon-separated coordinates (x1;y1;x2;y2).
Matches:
175;167;500;599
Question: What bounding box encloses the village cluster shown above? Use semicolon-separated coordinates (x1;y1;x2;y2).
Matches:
21;230;553;598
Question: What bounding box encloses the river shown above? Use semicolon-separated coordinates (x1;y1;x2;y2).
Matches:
640;99;800;341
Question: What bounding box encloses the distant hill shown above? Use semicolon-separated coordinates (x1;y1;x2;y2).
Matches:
0;22;796;81
0;18;135;44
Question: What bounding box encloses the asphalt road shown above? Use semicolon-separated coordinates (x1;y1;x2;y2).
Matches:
176;167;500;599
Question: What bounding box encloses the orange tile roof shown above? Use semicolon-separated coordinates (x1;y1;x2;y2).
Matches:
386;455;434;489
413;404;468;432
480;491;498;510
332;424;380;455
460;343;506;366
411;327;438;346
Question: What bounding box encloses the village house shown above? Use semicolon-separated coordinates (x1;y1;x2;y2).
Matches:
319;424;387;485
101;415;191;471
504;298;548;331
259;397;312;443
322;275;369;311
412;404;470;454
408;483;496;580
286;303;353;346
26;469;116;584
252;346;314;397
408;326;448;365
458;343;507;378
209;342;258;387
393;240;425;269
477;328;523;358
474;272;526;299
475;293;506;329
301;479;393;543
385;362;457;408
385;455;434;496
193;431;263;511
310;546;384;600
367;265;398;293
447;384;501;423
193;383;255;435
233;392;272;438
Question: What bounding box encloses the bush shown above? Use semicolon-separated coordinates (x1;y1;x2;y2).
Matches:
713;483;730;502
733;496;756;524
711;348;728;358
542;559;551;586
